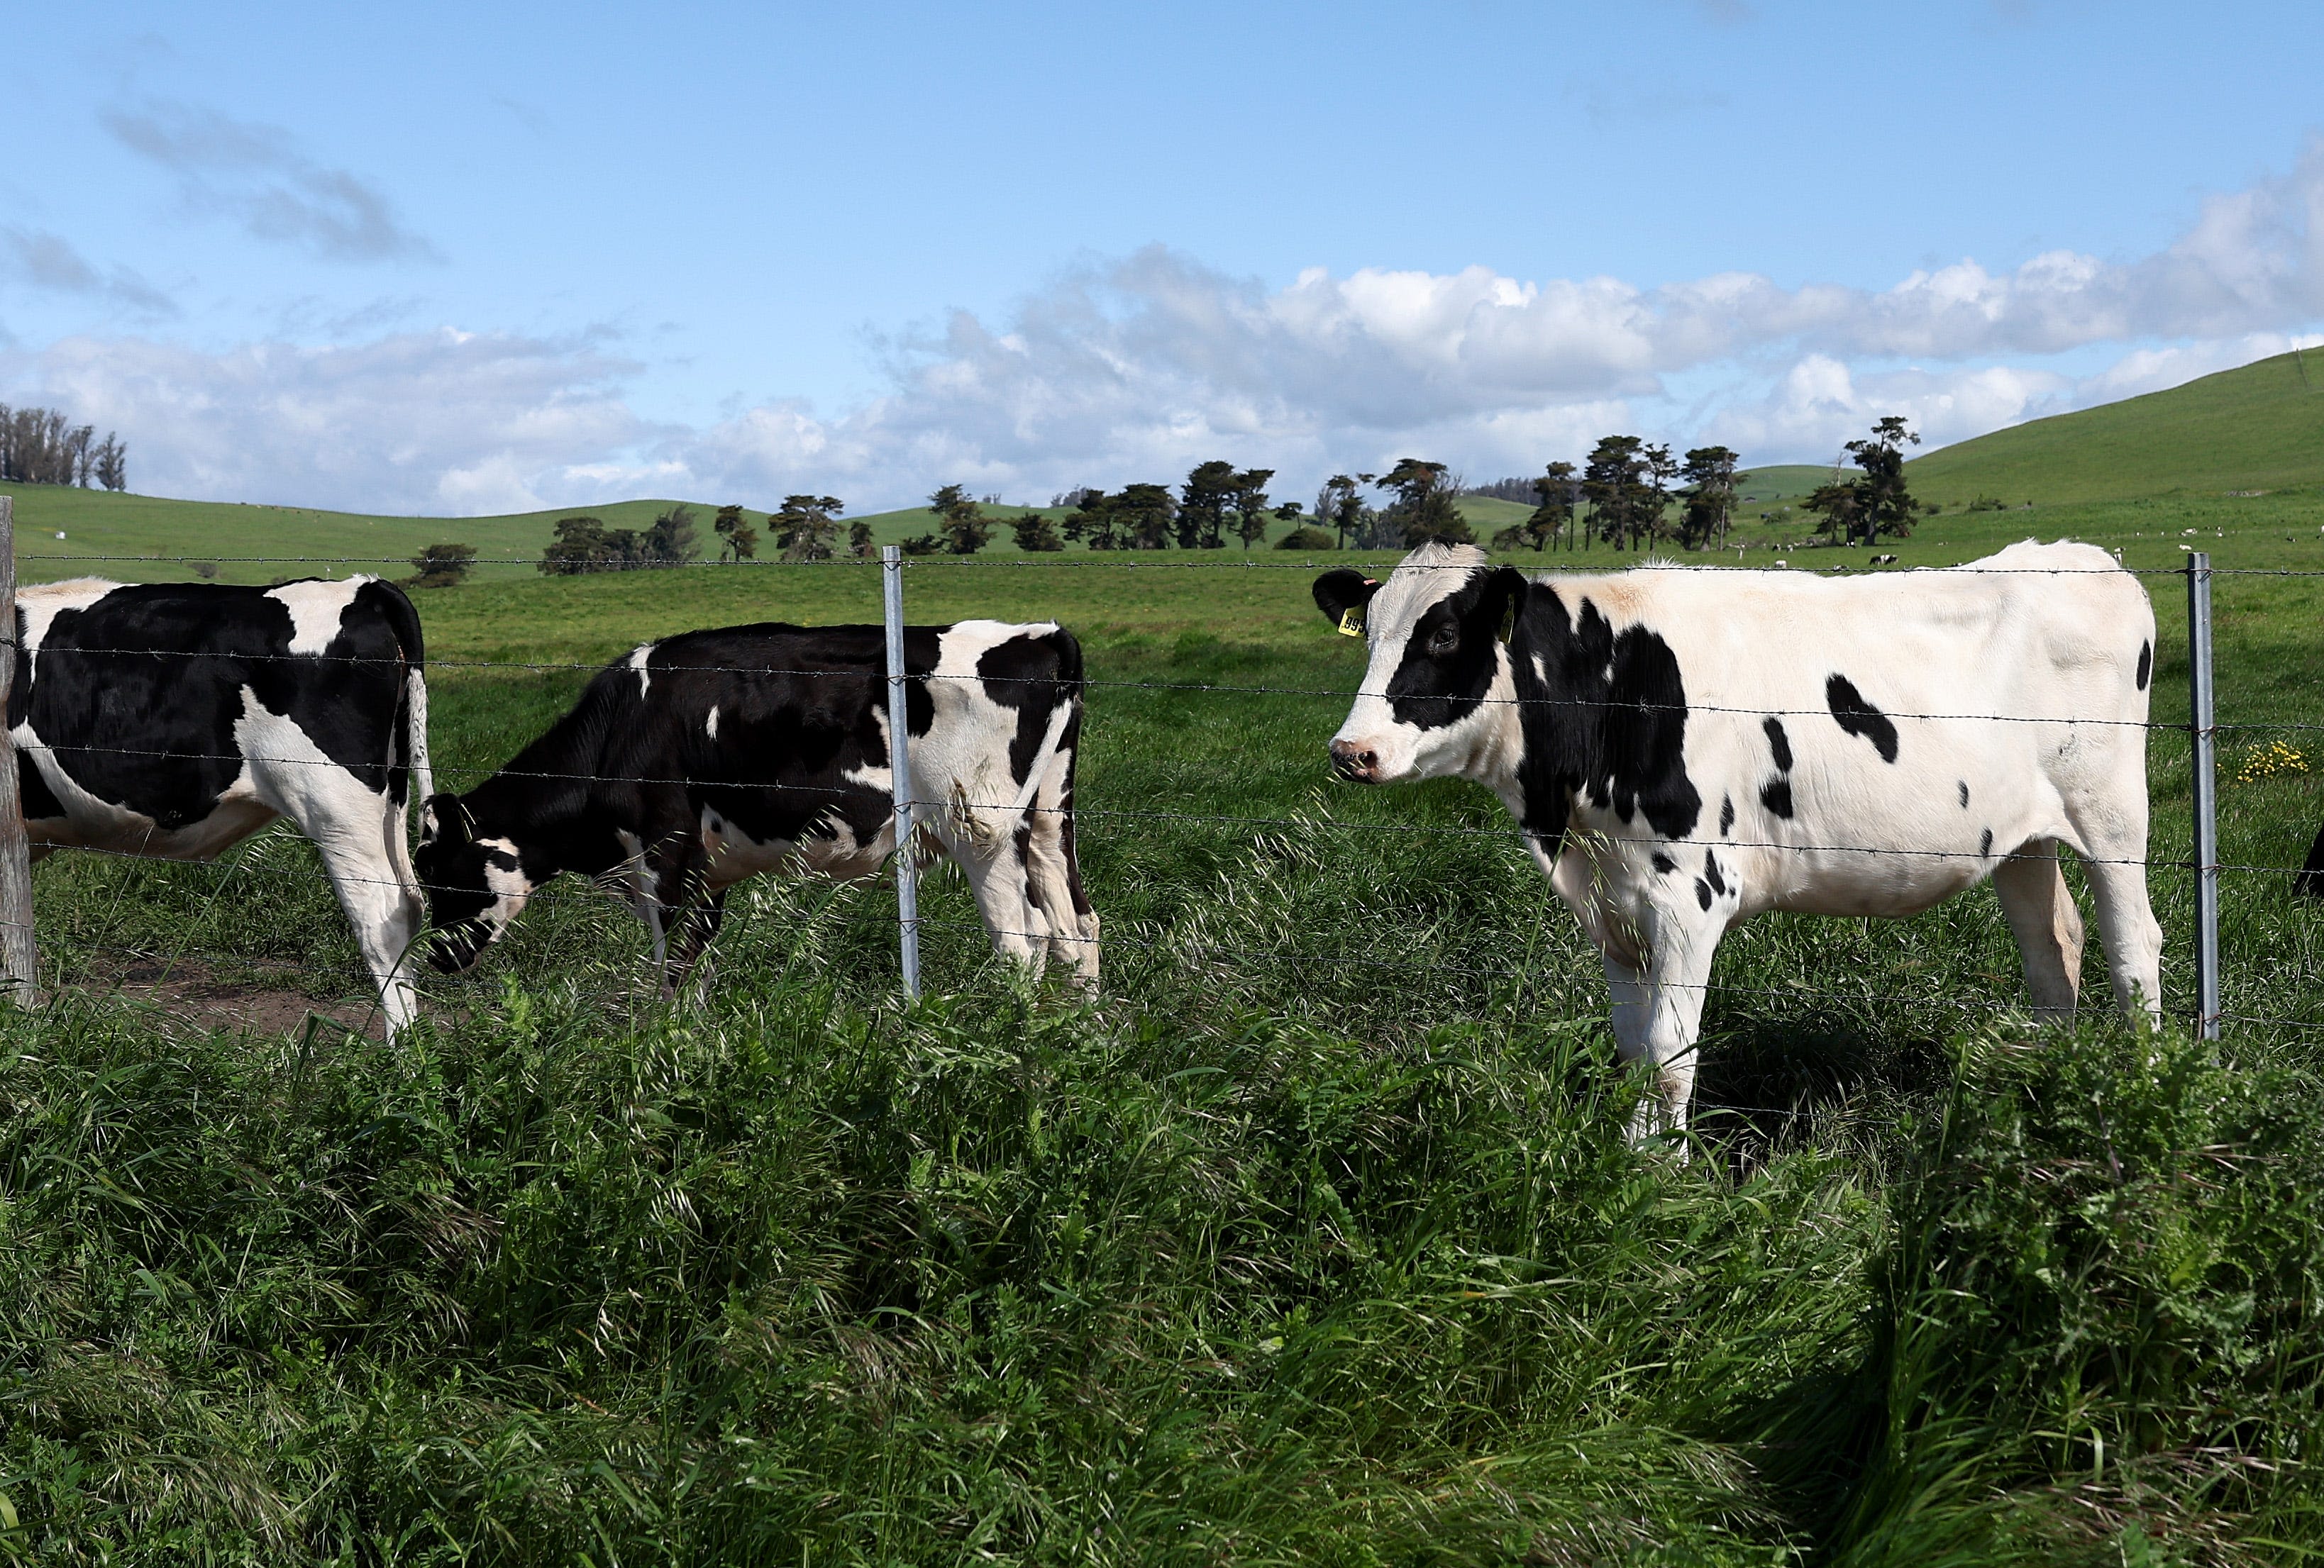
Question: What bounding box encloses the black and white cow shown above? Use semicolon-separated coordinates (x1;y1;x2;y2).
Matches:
2297;826;2324;897
416;618;1099;991
12;576;432;1031
1315;540;2164;1138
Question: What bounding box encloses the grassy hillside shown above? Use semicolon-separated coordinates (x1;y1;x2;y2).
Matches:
1909;345;2324;505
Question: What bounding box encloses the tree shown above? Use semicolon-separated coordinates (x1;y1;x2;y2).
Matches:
926;484;992;555
1804;418;1921;545
645;504;701;565
773;494;844;561
1012;511;1065;551
848;520;875;558
1643;444;1677;547
92;433;127;491
1232;467;1277;550
1063;490;1122;550
1113;483;1177;550
1178;460;1239;549
539;516;614;574
713;504;760;562
406;542;477;588
1678;446;1740;550
1802;481;1866;544
1844;416;1922;543
1316;474;1367;550
1582;436;1651;550
1376;458;1473;546
0;404;125;488
1525;460;1578;551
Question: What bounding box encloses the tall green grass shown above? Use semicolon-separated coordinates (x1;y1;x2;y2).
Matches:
4;539;2323;1560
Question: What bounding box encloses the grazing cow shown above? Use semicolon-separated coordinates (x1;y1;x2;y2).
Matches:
416;618;1098;992
11;577;431;1030
1314;540;2163;1139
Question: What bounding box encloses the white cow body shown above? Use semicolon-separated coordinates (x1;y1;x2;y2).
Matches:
1316;540;2162;1138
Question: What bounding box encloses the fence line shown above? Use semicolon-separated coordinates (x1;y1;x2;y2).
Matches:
4;535;2320;1046
19;550;2324;579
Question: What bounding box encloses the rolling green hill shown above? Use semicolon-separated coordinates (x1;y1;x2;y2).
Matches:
1908;345;2324;505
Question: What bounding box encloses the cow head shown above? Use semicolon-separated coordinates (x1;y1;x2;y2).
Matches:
416;794;537;972
1315;544;1527;784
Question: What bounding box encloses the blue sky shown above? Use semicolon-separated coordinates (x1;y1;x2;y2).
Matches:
3;0;2321;515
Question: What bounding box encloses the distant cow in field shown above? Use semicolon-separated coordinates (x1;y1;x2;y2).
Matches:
1314;540;2163;1139
416;618;1098;992
11;577;431;1031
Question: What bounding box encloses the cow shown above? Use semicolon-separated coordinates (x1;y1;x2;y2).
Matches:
11;576;431;1031
1313;540;2164;1140
415;618;1099;994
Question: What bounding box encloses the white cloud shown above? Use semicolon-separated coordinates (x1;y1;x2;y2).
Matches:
6;140;2320;513
103;100;441;265
8;328;647;513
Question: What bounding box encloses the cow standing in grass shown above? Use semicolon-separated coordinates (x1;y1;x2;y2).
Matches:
416;618;1098;992
1315;540;2163;1140
11;577;432;1032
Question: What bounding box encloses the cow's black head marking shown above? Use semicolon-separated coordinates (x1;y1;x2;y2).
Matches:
415;792;533;972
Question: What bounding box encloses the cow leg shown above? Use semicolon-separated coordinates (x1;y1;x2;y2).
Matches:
636;849;716;1000
1993;838;2084;1019
1632;918;1716;1145
945;827;1050;976
255;757;421;1037
2060;808;2166;1025
1022;757;1100;991
667;890;728;1004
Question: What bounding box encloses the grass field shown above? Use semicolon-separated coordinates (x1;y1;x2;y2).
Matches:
1908;347;2324;506
4;472;2323;1562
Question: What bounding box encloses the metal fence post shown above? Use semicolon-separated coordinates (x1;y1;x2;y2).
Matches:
0;496;40;1007
2186;552;2220;1040
882;546;922;999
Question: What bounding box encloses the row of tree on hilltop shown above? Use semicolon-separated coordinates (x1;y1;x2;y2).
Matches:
0;404;128;490
508;416;1926;577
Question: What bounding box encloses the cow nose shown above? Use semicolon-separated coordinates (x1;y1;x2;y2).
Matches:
1329;739;1378;782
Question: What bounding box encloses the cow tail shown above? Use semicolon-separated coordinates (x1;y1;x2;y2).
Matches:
407;666;433;807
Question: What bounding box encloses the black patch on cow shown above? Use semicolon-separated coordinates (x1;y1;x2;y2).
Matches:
1760;778;1794;818
1958;780;1970;809
2296;824;2324;897
978;630;1082;789
1980;828;1993;858
1825;674;1899;763
1719;794;1734;835
1380;567;1528;735
1703;850;1725;896
1695;878;1713;911
1651;852;1677;874
16;750;64;820
2135;640;2152;691
1762;716;1793;772
18;579;423;828
1500;579;1699;855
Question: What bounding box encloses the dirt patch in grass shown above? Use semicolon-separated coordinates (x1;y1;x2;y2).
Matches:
62;953;392;1040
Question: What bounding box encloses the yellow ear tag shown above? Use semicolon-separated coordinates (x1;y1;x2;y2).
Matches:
1497;596;1518;645
1337;607;1366;638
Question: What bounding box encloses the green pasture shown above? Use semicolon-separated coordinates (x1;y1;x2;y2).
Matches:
5;482;2324;1558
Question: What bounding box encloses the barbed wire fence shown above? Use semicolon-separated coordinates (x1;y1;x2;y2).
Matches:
2;498;2320;1109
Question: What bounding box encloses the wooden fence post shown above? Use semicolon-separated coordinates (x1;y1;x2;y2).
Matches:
0;495;40;1006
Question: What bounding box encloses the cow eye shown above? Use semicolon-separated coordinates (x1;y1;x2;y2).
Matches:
1427;626;1458;656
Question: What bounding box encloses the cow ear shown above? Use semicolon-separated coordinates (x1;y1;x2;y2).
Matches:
1313;569;1382;637
422;793;467;840
1485;567;1528;645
